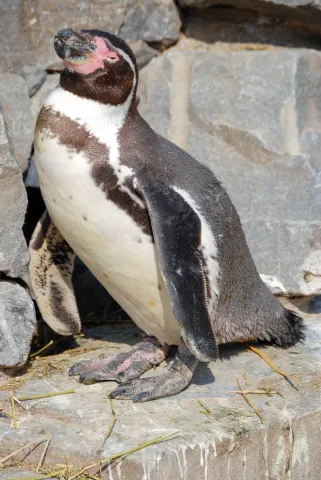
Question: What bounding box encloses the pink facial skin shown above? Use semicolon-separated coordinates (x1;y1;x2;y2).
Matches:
63;37;119;74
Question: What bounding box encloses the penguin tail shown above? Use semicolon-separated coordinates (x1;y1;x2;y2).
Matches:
267;308;305;348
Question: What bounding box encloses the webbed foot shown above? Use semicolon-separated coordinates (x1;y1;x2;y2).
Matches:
69;335;168;384
109;342;198;402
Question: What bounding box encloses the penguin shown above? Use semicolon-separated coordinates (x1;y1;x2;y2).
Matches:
30;28;304;402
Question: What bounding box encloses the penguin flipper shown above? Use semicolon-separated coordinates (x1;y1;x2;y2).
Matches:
29;211;81;336
136;174;218;362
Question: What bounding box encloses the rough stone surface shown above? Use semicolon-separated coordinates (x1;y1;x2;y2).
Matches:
0;470;54;480
179;0;321;26
0;74;34;172
30;74;60;122
183;6;321;50
0;304;320;478
19;66;47;97
0;107;29;278
129;41;158;70
137;48;321;296
0;0;181;73
0;280;36;368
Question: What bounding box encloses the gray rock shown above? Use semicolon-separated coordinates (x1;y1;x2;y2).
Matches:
30;74;60;122
138;48;321;296
0;0;181;73
0;470;55;480
0;310;320;477
0;107;29;278
129;41;158;70
24;154;39;189
119;0;181;47
179;0;321;28
0;280;36;368
183;6;321;51
0;74;34;172
19;66;47;97
179;0;321;15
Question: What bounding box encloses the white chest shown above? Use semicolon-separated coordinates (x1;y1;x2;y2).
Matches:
34;88;181;345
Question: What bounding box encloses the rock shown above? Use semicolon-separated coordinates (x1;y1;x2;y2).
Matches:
0;470;55;480
119;0;181;48
183;6;321;51
30;74;60;121
24;153;39;189
137;48;321;296
0;0;181;73
0;280;36;368
0;107;29;278
46;61;65;73
19;66;47;97
178;0;321;22
0;74;34;172
129;41;158;70
0;309;320;477
178;0;321;32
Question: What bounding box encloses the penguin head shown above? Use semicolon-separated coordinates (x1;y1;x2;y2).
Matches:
54;28;137;106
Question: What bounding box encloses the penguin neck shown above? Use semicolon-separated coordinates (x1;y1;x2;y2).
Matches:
46;84;136;135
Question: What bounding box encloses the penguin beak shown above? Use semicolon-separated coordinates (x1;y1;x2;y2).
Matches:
54;28;96;64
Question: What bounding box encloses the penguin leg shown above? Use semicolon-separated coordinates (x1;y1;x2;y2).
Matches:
69;335;169;384
109;342;198;402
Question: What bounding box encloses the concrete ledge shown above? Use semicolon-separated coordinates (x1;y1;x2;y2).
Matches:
0;313;320;479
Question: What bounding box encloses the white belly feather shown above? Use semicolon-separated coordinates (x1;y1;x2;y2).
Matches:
36;137;181;345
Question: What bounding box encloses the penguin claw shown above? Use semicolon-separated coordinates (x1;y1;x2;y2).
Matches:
69;337;168;385
108;370;192;402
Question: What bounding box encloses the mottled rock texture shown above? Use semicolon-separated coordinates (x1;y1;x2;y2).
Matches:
0;74;34;172
0;107;29;277
19;66;47;97
0;100;36;368
0;280;36;368
179;0;321;27
137;49;321;296
0;0;181;72
0;309;320;478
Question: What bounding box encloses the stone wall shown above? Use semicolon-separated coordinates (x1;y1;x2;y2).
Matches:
1;0;321;365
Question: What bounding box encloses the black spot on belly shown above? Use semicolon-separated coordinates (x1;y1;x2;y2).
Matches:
83;215;88;221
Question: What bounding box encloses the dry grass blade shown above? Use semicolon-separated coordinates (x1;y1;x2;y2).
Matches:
0;437;47;464
0;378;25;392
30;340;54;359
99;399;117;477
236;379;263;424
18;389;75;401
197;400;212;418
68;431;179;480
29;340;54;359
232;389;277;395
103;402;116;454
10;391;17;429
36;434;52;472
197;400;212;414
7;469;65;480
245;344;293;379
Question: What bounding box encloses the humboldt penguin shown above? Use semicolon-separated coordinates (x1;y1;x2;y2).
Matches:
30;28;304;402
